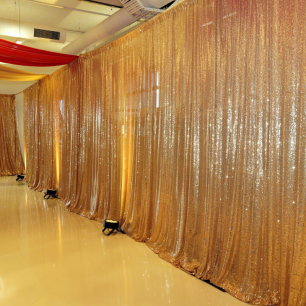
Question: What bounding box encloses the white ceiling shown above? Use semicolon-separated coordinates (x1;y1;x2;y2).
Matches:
0;0;142;94
0;0;125;50
0;0;121;31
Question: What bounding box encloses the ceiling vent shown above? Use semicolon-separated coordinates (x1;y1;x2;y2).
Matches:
34;29;61;41
0;17;66;43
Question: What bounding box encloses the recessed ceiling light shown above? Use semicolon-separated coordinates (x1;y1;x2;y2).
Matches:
15;40;26;45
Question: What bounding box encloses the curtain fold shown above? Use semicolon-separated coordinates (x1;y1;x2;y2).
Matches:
0;64;46;81
0;38;78;66
23;0;306;305
24;63;79;191
0;94;24;175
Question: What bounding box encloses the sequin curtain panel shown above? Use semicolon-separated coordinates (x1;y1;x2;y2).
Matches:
23;62;79;191
24;79;57;191
0;94;24;175
23;0;306;305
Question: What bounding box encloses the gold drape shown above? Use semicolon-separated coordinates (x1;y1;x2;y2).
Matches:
24;62;79;191
23;0;306;305
0;64;46;81
0;94;24;175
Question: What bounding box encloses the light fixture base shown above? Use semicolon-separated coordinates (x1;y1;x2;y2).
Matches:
44;189;58;199
102;220;125;236
16;174;25;181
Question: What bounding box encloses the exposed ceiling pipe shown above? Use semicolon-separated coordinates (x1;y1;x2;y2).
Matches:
62;9;137;55
62;0;173;55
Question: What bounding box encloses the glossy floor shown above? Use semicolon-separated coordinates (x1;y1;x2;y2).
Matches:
0;176;248;306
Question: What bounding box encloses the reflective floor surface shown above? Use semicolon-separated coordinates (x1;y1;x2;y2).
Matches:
0;176;248;306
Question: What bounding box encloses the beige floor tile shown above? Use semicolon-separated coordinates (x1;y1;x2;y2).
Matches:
0;176;248;306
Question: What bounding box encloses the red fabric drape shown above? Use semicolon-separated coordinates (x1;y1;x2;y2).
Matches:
0;38;78;66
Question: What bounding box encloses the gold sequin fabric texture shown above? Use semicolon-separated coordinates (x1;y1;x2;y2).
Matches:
0;94;24;175
23;0;306;305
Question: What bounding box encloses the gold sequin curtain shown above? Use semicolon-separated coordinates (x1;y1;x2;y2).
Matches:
57;60;80;207
0;94;24;175
24;63;79;191
23;0;306;304
59;52;126;220
24;79;56;191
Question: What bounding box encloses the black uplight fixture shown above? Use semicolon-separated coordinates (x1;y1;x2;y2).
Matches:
102;220;125;236
44;189;58;199
16;174;25;181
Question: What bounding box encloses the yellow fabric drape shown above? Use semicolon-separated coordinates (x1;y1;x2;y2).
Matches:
0;94;24;175
23;0;306;305
0;64;46;81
